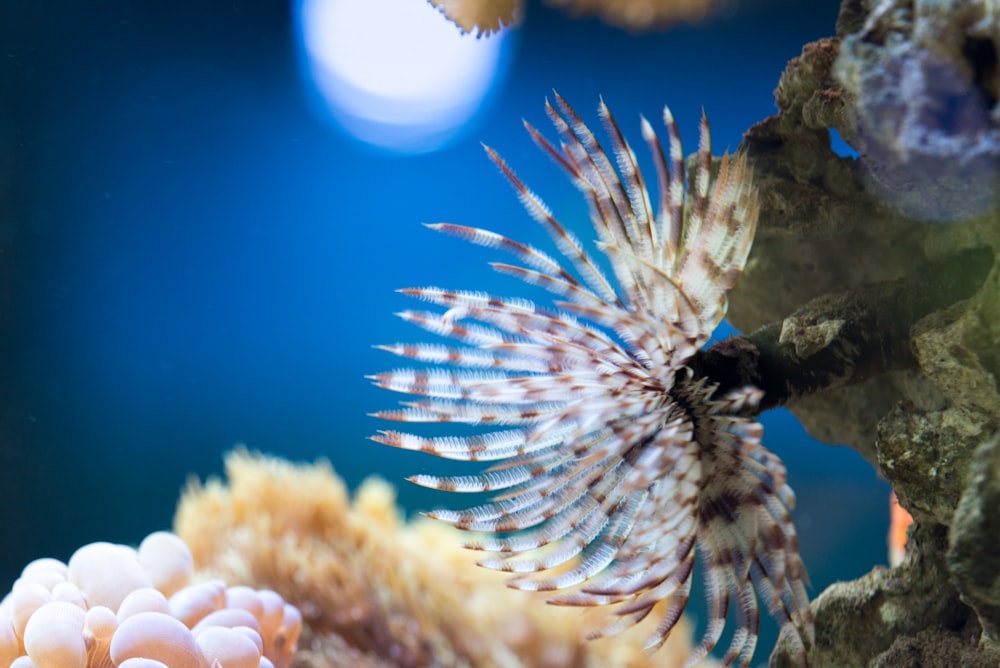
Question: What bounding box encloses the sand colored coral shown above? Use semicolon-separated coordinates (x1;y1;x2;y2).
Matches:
428;0;522;35
546;0;723;29
427;0;724;34
175;449;717;667
0;530;300;668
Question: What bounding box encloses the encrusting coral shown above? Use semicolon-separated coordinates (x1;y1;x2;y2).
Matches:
174;448;718;668
0;530;301;668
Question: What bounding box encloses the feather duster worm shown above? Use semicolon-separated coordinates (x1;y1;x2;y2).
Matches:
371;95;813;666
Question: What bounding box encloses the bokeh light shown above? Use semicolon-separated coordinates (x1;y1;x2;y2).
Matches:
295;0;513;153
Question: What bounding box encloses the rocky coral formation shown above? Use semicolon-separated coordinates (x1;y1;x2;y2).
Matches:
713;0;1000;665
948;435;1000;643
174;449;717;668
727;34;933;463
773;523;997;668
835;0;1000;223
0;530;300;667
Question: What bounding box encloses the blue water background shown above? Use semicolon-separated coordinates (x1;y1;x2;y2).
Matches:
1;0;887;659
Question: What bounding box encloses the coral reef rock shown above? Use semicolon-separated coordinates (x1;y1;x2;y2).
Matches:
835;0;1000;223
735;0;1000;665
773;524;998;668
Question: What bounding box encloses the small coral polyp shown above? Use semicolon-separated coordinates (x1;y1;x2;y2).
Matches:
0;531;301;668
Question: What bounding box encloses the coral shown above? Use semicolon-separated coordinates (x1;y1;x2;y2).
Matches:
174;449;717;668
711;0;1000;665
427;0;522;36
426;0;724;35
722;11;998;458
834;0;1000;222
948;435;1000;641
544;0;725;30
729;34;934;463
0;530;300;668
772;524;996;668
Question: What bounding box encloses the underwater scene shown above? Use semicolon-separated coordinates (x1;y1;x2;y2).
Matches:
2;0;998;666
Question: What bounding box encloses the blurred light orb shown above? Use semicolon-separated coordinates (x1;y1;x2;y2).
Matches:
295;0;511;153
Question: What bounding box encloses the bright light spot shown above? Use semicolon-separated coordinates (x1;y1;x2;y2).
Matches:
295;0;513;153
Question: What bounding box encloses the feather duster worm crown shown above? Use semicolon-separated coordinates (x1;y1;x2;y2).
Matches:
370;94;813;666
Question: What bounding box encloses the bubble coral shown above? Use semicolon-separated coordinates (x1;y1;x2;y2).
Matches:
0;530;300;668
175;448;716;667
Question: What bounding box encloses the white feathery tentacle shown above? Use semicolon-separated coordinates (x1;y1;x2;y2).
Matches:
371;96;812;666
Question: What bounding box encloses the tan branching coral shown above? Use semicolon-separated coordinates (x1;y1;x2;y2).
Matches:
426;0;724;35
175;449;717;668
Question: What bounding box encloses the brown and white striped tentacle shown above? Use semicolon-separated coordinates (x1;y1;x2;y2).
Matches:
371;97;809;667
598;99;656;261
482;144;621;307
675;121;759;343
